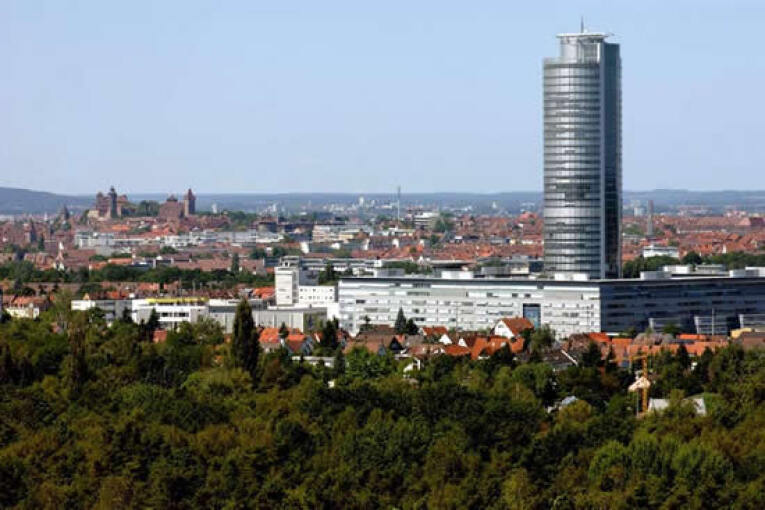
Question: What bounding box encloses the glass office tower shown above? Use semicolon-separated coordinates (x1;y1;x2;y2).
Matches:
543;30;621;279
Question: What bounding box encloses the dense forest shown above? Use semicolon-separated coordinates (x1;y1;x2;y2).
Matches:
0;302;763;509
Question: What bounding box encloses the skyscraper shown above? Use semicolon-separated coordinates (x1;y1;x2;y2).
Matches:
543;28;622;279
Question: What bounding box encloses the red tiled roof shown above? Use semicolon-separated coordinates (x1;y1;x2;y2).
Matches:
285;332;306;342
684;341;727;356
253;287;275;299
422;326;449;337
611;337;632;348
470;337;488;360
259;327;280;343
444;345;471;357
677;333;707;341
498;317;535;337
285;334;308;353
587;332;610;344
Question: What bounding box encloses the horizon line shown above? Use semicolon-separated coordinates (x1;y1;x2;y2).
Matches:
6;185;765;197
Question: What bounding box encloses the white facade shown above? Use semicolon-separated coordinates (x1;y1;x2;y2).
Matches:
71;297;325;333
312;224;367;243
75;231;115;249
71;298;131;322
252;307;327;331
131;298;209;327
5;305;41;320
413;211;439;230
492;320;523;339
642;244;680;259
75;229;283;251
207;298;244;333
338;277;600;338
298;285;337;307
339;274;765;338
275;265;300;306
276;259;327;307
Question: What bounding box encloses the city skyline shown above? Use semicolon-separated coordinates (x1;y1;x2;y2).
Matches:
2;1;764;194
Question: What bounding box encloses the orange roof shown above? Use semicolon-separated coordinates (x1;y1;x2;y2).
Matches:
470;336;519;359
587;332;610;344
487;337;509;353
107;258;134;265
259;327;280;343
470;337;489;360
422;326;449;337
253;287;275;299
285;334;307;353
677;333;707;341
444;345;471;357
285;332;306;342
611;337;632;347
509;338;525;354
498;317;535;337
684;341;727;356
627;344;679;357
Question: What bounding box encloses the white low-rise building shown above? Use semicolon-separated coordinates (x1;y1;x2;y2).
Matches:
642;244;679;259
131;297;209;327
71;298;131;322
5;303;41;319
71;295;327;333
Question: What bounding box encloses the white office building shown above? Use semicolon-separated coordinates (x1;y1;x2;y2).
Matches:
275;258;321;306
338;271;765;337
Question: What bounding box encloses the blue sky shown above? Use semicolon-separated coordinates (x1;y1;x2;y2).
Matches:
1;0;763;194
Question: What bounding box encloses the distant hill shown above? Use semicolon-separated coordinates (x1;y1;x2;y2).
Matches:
2;187;765;215
0;187;90;215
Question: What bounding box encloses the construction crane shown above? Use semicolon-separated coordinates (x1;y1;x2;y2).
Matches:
628;355;652;416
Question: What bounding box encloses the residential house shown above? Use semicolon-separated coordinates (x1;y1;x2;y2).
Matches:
491;317;534;340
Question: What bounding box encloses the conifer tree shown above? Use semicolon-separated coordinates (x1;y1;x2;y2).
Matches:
394;307;407;334
64;312;89;394
232;298;260;380
321;318;339;351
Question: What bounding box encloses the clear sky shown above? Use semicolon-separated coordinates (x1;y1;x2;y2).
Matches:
1;0;763;194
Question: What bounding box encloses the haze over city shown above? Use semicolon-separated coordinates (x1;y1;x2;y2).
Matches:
2;0;764;194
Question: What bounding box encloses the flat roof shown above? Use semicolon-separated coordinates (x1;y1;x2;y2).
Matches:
339;275;765;287
557;32;608;39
